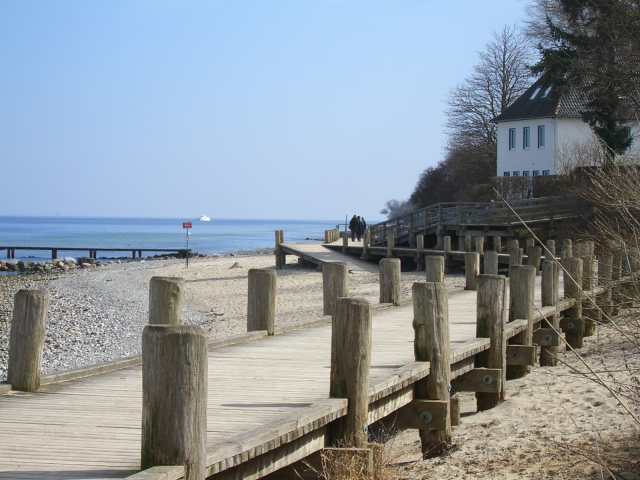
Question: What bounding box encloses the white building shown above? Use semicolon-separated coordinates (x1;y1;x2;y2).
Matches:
492;77;640;178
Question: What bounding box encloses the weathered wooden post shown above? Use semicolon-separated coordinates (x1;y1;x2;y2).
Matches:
508;265;535;379
142;325;207;479
386;234;395;258
562;239;572;259
613;250;623;280
475;236;484;255
330;297;372;448
362;229;370;261
464;252;479;290
247;269;277;335
540;261;560;366
464;235;472;252
416;234;425;271
525;238;535;254
476;275;507;410
275;230;285;269
509;247;523;267
425;256;445;282
484;250;498;275
412;282;451;457
528;246;542;275
508;239;519;252
598;252;613;321
443;236;451;253
380;258;401;305
562;257;584;349
573;242;584;258
342;230;348;254
149;277;184;325
493;236;502;253
545;240;556;262
458;235;465;252
323;262;349;316
582;255;599;336
7;290;49;392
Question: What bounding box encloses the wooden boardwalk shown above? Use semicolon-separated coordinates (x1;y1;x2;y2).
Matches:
0;272;558;480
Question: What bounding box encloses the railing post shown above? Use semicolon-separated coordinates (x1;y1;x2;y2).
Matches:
416;234;425;271
562;257;584;349
484;250;498;275
409;214;415;248
7;290;49;392
247;269;277;335
149;277;185;325
142;325;207;479
412;282;451;457
464;252;479;290
380;258;401;305
330;298;372;448
322;262;349;316
507;265;535;379
425;256;444;282
476;275;507;410
386;234;395;258
540;260;560;366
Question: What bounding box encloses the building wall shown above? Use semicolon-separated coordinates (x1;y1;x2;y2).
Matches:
496;118;556;177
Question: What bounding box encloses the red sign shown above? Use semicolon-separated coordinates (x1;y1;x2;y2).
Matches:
183;222;192;229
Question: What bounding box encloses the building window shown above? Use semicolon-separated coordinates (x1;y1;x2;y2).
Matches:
523;127;530;149
523;171;530;176
513;171;520;176
538;125;545;148
509;128;516;150
503;172;511;177
542;170;550;175
533;170;539;176
530;87;542;100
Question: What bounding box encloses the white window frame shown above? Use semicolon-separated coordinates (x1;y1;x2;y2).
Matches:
523;171;530;176
533;170;539;176
523;127;530;150
513;171;520;176
509;128;516;150
542;170;550;175
538;125;545;148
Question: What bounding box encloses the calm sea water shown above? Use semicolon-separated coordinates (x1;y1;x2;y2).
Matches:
0;216;344;262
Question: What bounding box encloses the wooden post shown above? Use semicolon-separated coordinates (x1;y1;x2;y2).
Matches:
573;242;584;258
458;235;465;252
425;256;445;282
247;269;277;335
386;234;395;258
323;262;349;316
562;239;572;259
612;250;622;280
7;290;49;392
484;250;498;275
443;236;451;253
509;247;523;267
507;265;535;379
475;236;484;255
582;256;599;336
493;236;502;253
508;239;519;252
545;240;556;262
325;230;331;244
476;275;507;410
464;235;472;252
526;238;535;254
149;277;184;325
598;252;614;321
416;235;425;271
464;252;479;290
342;230;348;254
412;282;451;457
142;325;207;479
380;258;401;305
275;230;284;269
540;261;560;366
362;229;370;261
330;298;372;448
528;246;542;275
563;257;584;349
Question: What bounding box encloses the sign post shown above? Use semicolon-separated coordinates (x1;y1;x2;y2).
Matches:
183;222;192;268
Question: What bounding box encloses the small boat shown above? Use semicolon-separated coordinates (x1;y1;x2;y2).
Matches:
198;215;210;222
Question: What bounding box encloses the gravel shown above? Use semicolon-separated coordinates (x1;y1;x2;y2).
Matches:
0;260;204;381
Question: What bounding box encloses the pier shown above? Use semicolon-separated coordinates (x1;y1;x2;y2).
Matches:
2;246;190;260
0;232;628;479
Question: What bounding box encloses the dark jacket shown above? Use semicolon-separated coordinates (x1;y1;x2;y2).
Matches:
349;216;358;232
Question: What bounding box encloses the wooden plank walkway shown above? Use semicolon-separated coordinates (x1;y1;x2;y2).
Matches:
280;242;379;273
0;276;557;480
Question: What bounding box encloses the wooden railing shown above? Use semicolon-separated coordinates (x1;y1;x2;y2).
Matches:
370;196;576;246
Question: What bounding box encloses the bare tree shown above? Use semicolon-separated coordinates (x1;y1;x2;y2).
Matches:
380;199;414;219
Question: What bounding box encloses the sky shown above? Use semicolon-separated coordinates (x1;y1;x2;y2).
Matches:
1;1;530;222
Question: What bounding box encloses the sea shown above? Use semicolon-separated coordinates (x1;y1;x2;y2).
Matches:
0;216;346;264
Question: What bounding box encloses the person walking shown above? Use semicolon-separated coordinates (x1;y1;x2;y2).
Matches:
349;215;358;242
361;216;367;236
356;216;363;241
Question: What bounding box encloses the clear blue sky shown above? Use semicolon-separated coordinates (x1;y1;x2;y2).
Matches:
1;1;529;222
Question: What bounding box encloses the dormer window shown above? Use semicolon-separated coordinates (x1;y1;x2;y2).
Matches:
530;87;542;100
542;85;553;98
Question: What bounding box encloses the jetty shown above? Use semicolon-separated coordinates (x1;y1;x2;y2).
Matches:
2;246;190;260
0;228;628;479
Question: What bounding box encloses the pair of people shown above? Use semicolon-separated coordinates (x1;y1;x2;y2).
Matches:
348;215;367;242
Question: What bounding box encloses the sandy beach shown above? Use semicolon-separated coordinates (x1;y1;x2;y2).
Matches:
0;252;638;478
